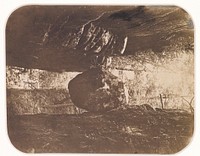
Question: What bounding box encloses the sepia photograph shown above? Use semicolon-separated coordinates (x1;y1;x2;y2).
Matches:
6;5;194;154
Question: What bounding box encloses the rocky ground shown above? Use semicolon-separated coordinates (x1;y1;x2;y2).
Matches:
6;6;194;154
8;105;193;154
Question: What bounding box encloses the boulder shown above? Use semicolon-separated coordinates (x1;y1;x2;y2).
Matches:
68;67;125;112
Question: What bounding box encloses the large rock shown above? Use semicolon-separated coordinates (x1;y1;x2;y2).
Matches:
68;67;125;112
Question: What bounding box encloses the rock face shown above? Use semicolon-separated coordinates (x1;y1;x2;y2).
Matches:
68;67;125;112
6;6;193;72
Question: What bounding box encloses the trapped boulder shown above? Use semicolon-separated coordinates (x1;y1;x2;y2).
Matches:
68;67;125;112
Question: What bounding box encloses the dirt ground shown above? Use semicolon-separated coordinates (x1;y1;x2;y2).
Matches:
7;106;194;154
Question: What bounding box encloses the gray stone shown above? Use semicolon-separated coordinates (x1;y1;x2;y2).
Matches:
68;67;125;112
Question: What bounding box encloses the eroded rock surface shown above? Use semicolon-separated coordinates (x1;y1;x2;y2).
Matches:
68;67;125;112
